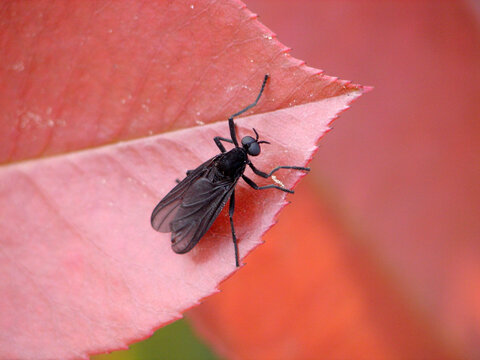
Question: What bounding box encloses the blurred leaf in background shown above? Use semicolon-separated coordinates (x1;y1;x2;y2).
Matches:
92;319;219;360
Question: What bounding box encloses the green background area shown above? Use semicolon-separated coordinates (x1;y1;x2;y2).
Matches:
92;319;219;360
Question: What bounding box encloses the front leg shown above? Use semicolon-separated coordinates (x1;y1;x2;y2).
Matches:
227;74;269;147
248;162;310;178
214;136;234;153
228;117;239;147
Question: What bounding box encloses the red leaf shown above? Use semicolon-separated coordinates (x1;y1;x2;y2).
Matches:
0;1;366;358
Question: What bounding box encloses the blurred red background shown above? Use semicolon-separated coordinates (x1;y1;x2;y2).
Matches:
187;1;480;359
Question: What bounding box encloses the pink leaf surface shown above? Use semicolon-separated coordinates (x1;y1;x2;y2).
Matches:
0;1;365;359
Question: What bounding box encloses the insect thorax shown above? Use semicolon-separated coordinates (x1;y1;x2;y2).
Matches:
214;148;247;178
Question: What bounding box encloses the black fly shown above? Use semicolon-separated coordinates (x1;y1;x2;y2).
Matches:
151;75;309;267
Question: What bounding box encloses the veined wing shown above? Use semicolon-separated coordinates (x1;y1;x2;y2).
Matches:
169;176;236;254
150;156;218;232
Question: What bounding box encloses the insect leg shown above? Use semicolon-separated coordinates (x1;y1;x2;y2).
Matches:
214;136;234;153
228;75;269;146
229;190;240;267
267;166;310;176
242;175;294;194
228;118;239;147
247;162;269;178
230;75;269;119
248;162;310;178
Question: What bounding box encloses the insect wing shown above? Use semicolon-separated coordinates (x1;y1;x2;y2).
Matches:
169;177;235;254
150;157;216;232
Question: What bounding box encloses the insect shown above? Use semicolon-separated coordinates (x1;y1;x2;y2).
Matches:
151;75;309;267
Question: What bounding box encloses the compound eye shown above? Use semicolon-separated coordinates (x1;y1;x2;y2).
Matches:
247;142;260;156
241;136;255;146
